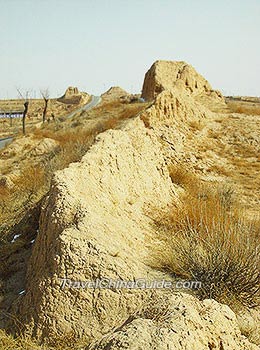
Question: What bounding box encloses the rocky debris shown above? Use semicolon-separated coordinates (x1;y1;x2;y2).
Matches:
89;294;259;350
141;60;226;111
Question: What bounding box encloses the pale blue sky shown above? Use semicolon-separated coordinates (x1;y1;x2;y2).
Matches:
0;0;259;98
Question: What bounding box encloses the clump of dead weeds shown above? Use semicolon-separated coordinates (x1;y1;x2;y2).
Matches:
154;163;260;309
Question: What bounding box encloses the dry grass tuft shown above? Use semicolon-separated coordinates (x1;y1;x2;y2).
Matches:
0;165;46;230
138;294;173;324
14;165;46;197
168;163;199;189
0;329;89;350
155;165;260;308
0;329;42;350
46;331;90;349
207;164;232;177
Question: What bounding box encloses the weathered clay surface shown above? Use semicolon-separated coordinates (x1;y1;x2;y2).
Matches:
141;60;226;111
14;118;175;340
89;294;259;350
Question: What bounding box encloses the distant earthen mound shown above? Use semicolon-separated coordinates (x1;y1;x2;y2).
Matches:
141;60;226;111
101;86;130;101
57;86;89;104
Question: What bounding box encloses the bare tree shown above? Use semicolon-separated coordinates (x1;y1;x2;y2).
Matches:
22;101;29;135
41;89;49;123
16;88;30;135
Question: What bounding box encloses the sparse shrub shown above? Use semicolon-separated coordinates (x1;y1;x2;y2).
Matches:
13;165;46;204
155;165;260;308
